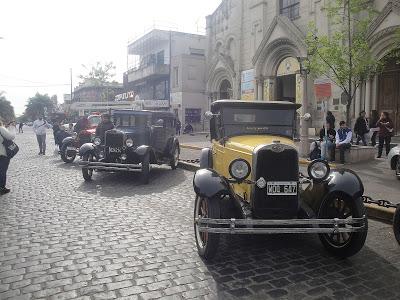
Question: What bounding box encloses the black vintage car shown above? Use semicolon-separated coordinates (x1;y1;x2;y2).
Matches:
78;110;180;184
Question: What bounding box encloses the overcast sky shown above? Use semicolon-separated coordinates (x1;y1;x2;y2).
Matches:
0;0;220;115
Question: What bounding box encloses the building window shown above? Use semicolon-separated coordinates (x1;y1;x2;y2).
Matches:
173;67;179;87
280;0;300;20
185;108;201;123
156;51;164;65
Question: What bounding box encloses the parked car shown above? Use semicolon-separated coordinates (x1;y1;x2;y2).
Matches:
78;110;180;184
193;100;368;260
59;115;100;163
388;145;400;180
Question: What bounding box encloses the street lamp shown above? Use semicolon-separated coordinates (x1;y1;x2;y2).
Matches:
297;56;311;158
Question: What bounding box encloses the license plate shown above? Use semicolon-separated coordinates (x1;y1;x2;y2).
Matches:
67;146;77;151
109;147;122;153
267;181;297;195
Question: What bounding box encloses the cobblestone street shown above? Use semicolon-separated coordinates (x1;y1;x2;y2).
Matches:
1;130;400;300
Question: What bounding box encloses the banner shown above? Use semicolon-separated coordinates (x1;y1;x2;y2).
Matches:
241;69;255;100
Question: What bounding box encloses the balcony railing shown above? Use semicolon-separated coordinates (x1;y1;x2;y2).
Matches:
126;63;169;83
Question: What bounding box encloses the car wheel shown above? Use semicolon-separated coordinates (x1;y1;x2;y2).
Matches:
194;196;220;260
170;145;180;170
396;157;400;180
60;144;76;163
82;153;94;181
394;205;400;245
141;152;150;184
318;194;367;258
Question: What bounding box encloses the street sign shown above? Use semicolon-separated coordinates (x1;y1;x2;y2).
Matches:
314;79;331;101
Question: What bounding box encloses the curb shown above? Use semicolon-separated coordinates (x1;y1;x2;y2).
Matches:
178;160;394;224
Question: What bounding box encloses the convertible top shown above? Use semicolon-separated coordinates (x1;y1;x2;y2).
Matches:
211;100;301;112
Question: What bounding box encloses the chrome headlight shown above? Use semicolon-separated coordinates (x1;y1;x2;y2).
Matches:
229;159;251;180
93;137;101;146
126;138;134;147
308;159;330;182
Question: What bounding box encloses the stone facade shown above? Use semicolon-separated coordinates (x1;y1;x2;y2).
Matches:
206;0;400;132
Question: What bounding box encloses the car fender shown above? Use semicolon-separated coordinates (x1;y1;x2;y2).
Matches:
200;148;213;169
62;136;75;145
79;143;95;156
193;168;231;199
135;145;150;156
388;146;400;170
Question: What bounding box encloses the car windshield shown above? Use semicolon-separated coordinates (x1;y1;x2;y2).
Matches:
221;107;296;138
115;115;149;128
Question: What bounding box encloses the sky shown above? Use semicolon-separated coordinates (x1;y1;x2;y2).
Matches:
0;0;221;116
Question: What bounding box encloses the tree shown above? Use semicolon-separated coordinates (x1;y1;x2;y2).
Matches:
78;62;116;86
0;92;16;123
24;93;54;119
305;0;380;124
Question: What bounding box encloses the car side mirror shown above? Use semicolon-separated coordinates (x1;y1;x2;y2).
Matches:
204;111;216;120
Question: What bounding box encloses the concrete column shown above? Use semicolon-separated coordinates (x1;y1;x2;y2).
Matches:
365;79;371;117
355;85;361;118
371;74;378;110
299;74;310;158
257;78;264;100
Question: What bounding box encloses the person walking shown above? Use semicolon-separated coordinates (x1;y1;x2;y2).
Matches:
175;119;181;135
334;121;352;164
18;122;24;133
354;111;369;146
319;123;336;161
376;111;394;158
33;116;51;155
369;110;379;146
0;119;15;195
326;111;335;129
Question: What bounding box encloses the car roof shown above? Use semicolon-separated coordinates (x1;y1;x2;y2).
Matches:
112;110;175;118
211;100;301;111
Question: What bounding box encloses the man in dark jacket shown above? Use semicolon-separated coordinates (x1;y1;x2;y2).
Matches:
354;111;369;146
95;114;115;143
74;116;89;133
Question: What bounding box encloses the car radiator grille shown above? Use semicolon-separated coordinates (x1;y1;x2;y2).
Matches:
252;145;299;219
105;131;124;148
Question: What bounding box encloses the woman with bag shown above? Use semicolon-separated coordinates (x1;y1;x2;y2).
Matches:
0;119;15;195
376;111;394;158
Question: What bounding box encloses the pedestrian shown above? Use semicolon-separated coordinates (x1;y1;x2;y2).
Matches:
354;111;369;146
176;119;181;135
33;116;51;155
52;121;62;153
95;113;114;143
74;116;89;133
376;111;394;158
369;110;379;146
0;118;15;195
326;111;335;129
319;123;336;161
18;122;24;133
334;121;352;164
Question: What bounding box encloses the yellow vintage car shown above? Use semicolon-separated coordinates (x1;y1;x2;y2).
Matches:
193;100;368;260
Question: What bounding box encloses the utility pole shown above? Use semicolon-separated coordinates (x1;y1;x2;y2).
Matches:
70;68;73;102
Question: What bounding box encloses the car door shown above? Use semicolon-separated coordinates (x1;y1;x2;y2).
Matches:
210;114;225;173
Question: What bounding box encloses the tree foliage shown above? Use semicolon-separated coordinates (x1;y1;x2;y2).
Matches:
305;0;380;123
78;62;116;85
0;92;16;123
24;93;54;119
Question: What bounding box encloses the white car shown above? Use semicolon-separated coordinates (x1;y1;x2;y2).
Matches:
388;145;400;180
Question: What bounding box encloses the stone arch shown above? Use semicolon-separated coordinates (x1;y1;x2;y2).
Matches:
254;38;303;78
369;25;400;60
206;67;234;100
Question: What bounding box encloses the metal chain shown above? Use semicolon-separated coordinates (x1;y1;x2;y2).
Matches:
363;196;399;209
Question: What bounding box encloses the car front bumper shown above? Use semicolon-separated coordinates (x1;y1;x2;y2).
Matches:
79;161;143;172
195;216;367;234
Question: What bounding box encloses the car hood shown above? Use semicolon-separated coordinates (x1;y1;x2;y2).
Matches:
224;135;296;154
